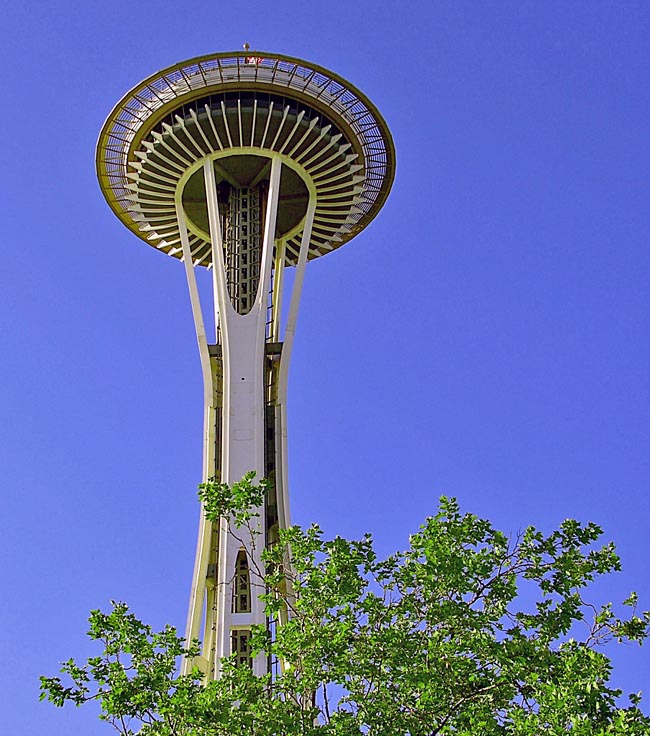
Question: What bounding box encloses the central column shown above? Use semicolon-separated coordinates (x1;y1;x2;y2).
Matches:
206;156;281;676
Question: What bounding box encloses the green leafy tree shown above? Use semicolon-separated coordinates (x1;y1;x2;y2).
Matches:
41;476;650;734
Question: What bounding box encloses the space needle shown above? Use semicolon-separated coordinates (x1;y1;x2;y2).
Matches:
96;49;395;679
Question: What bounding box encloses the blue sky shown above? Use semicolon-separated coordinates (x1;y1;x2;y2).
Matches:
1;1;648;732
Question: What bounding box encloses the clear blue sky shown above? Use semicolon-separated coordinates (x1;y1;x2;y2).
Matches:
1;2;648;732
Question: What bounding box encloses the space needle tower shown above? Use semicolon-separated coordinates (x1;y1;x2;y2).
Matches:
96;49;394;679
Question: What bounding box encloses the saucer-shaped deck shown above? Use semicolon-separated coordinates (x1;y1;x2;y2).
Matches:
97;51;395;266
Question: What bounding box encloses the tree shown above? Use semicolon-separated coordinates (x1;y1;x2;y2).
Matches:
41;475;650;734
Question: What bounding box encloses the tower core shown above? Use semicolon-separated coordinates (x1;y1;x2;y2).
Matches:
96;50;394;679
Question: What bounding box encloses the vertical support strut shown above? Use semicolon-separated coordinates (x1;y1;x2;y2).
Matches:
274;198;316;617
176;198;217;676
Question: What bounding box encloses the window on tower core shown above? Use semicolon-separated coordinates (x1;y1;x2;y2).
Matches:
231;629;252;668
232;549;251;614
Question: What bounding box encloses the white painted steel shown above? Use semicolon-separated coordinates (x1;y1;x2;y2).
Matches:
271;241;286;343
276;198;316;536
176;195;217;673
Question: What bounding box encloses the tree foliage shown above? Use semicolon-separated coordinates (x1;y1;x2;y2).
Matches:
41;477;650;734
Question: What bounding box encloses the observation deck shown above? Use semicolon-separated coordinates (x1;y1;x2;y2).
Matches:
96;51;395;266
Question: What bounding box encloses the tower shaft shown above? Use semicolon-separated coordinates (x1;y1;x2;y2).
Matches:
180;156;315;678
